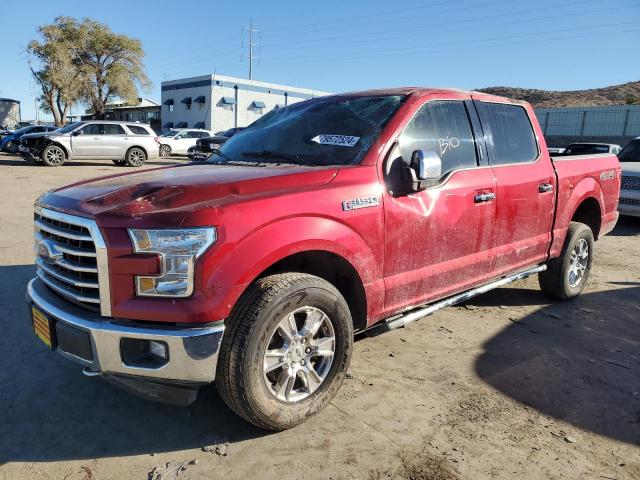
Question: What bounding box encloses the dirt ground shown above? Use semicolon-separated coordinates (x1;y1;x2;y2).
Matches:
0;151;638;480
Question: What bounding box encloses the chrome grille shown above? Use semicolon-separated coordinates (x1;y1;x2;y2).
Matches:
34;207;111;316
621;175;640;191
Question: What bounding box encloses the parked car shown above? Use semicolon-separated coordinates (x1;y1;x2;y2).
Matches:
26;88;620;430
558;143;621;156
158;129;212;157
19;121;159;167
617;137;640;217
1;125;58;153
190;127;247;161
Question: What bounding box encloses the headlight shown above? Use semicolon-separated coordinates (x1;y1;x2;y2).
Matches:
128;228;216;297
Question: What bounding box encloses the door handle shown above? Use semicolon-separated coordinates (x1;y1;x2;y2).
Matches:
474;192;496;203
92;137;100;140
538;182;554;193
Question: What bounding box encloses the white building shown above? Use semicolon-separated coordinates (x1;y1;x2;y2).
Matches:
160;74;331;133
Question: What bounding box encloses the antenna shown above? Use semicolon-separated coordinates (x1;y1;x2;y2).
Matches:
242;19;259;79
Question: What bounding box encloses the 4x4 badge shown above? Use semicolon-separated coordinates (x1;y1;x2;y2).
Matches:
342;196;380;211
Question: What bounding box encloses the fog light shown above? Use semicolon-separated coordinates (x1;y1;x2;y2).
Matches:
120;338;169;369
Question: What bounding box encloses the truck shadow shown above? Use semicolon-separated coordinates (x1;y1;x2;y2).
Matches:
474;284;640;445
0;264;266;465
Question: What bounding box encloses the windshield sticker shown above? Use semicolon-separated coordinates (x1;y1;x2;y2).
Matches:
311;134;360;147
439;136;460;156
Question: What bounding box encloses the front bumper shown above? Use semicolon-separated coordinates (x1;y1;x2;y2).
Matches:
26;277;225;384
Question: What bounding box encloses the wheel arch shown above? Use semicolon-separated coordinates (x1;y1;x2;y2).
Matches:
571;196;602;240
42;141;69;159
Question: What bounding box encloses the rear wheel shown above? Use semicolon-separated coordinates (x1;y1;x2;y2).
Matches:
159;144;171;157
125;147;146;167
539;221;594;300
216;273;353;430
41;145;66;167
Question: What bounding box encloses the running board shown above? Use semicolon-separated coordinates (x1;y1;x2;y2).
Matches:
370;265;547;334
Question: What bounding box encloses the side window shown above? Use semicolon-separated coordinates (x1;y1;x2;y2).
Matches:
103;124;125;135
476;102;538;165
187;131;201;138
127;125;149;135
79;124;103;135
398;101;478;177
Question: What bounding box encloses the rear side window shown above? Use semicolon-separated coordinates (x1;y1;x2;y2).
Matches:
103;124;125;135
477;102;538;165
127;125;150;135
398;100;478;177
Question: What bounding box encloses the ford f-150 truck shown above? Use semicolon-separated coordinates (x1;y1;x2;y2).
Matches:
26;88;620;430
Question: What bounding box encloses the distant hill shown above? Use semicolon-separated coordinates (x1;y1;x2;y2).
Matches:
477;81;640;108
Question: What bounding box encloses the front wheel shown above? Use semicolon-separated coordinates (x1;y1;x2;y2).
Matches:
41;145;66;167
216;273;353;430
125;147;146;167
539;221;594;300
5;140;18;153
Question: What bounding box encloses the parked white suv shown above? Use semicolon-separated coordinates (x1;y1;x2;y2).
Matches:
618;137;640;217
19;121;160;167
158;129;212;157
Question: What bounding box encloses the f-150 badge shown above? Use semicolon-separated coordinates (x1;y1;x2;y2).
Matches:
342;196;380;211
600;170;615;181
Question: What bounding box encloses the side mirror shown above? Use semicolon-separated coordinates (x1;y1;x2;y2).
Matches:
72;130;81;136
411;150;442;180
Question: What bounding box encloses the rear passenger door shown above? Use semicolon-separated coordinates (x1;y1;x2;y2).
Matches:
473;99;556;275
102;123;128;158
383;97;498;313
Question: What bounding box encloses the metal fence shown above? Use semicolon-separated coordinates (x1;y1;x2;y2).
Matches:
535;105;640;137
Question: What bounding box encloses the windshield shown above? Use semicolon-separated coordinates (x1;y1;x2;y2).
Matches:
160;130;179;137
208;94;405;167
618;140;640;162
57;122;82;134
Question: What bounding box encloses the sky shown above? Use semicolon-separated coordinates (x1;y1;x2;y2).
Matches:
1;0;639;121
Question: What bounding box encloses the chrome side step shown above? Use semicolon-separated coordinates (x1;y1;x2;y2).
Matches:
372;265;547;333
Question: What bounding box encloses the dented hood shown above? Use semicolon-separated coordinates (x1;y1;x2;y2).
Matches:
38;163;338;226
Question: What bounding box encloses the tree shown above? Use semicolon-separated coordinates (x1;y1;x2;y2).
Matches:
73;18;151;119
27;17;151;124
27;18;83;127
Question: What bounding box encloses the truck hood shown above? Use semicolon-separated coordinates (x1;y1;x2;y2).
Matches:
38;163;339;226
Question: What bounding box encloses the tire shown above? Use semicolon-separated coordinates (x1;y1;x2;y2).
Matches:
159;144;171;157
41;145;66;167
5;141;18;153
539;221;594;300
112;159;126;166
216;273;353;430
125;147;146;167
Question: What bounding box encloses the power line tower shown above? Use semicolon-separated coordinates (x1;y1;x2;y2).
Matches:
242;19;259;79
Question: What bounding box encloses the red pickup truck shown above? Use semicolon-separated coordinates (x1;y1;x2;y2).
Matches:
27;88;620;430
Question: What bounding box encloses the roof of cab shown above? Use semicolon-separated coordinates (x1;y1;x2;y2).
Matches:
328;87;525;105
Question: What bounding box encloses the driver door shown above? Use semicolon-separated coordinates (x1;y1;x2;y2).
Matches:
383;96;497;314
71;123;103;157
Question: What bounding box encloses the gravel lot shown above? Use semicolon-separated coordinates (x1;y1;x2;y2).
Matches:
0;151;638;480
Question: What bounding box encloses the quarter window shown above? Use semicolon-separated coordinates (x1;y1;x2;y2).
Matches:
476;102;538;165
127;125;150;135
398;101;478;177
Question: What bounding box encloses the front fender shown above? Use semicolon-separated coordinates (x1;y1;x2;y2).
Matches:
202;215;381;290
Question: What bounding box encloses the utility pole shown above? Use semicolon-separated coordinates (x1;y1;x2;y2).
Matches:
242;19;259;79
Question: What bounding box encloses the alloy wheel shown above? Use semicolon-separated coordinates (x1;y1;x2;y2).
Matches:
568;238;589;287
44;147;64;165
263;306;336;403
